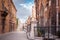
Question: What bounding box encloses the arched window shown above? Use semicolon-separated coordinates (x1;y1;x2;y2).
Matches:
1;11;8;17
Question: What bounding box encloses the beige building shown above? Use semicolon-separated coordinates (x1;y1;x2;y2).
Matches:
0;0;17;34
17;19;24;31
30;5;37;39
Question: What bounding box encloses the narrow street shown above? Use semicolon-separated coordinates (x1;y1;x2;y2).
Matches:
0;31;28;40
0;0;60;40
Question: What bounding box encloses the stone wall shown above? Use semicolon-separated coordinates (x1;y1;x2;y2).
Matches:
0;0;17;34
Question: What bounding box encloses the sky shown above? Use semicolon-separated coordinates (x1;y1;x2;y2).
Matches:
13;0;34;23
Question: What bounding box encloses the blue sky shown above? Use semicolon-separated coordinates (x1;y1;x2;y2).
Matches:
13;0;34;23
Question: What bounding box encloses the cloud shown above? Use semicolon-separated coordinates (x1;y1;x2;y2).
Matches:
13;0;25;4
13;0;34;23
20;2;34;10
13;0;25;9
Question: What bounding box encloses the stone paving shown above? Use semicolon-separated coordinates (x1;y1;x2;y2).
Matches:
0;31;28;40
0;31;60;40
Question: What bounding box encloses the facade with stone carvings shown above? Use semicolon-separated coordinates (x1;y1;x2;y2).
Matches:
29;5;37;39
0;0;17;34
34;0;60;36
34;0;49;27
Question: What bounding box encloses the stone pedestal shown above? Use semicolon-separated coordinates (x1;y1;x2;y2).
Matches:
30;20;37;39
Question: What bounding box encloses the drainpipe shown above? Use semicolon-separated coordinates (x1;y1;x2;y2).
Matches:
56;0;58;31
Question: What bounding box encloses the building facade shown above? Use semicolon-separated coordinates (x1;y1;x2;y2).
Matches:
34;0;60;37
30;5;37;39
26;16;31;32
0;0;17;34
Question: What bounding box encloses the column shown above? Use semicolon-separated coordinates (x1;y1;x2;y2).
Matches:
30;20;37;39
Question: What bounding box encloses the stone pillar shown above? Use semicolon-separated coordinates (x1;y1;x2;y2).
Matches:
30;20;37;39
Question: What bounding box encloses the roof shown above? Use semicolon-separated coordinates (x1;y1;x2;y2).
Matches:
11;0;17;11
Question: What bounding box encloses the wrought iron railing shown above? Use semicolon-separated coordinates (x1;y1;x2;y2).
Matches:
34;26;60;39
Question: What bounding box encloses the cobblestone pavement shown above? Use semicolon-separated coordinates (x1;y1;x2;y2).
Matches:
0;31;28;40
0;31;60;40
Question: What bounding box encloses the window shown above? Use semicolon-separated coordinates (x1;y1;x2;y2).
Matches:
49;0;51;6
46;3;49;6
58;13;60;25
58;0;60;6
51;0;55;3
47;0;49;2
51;0;56;5
1;11;8;17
